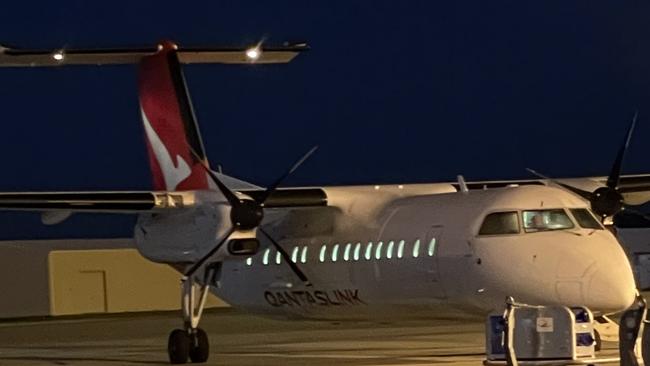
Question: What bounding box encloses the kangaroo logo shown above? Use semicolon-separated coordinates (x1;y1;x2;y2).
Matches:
141;108;191;190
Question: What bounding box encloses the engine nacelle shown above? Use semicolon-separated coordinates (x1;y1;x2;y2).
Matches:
134;204;230;264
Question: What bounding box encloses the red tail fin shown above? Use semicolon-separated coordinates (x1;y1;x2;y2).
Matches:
138;41;210;191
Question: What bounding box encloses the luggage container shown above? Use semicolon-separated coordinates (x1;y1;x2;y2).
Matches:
483;297;644;366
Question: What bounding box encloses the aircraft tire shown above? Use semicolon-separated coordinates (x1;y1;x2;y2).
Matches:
189;328;210;363
594;329;601;352
168;329;191;364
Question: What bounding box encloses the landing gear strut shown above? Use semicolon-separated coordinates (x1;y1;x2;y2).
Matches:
168;268;215;364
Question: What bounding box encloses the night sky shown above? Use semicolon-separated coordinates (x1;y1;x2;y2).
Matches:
0;1;648;238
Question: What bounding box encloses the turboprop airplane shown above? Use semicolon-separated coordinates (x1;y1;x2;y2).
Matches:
0;40;648;364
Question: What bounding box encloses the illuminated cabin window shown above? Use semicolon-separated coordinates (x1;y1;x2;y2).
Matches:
365;242;373;260
319;245;327;263
412;239;421;258
275;251;282;265
263;248;270;265
353;243;361;261
246;257;252;266
300;246;308;264
386;241;395;259
291;246;299;263
332;244;340;262
343;243;352;261
375;241;383;260
428;238;436;256
397;240;405;259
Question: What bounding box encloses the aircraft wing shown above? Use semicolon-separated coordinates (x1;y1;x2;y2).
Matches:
608;174;650;205
462;174;650;206
0;191;193;213
0;188;327;213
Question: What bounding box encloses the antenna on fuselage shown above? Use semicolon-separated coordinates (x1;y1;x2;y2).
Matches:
457;175;469;194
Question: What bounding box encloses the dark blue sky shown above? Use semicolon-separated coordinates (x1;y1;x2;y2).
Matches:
0;1;648;238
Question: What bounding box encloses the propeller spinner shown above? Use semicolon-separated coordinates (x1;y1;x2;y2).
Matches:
528;111;638;220
184;146;318;286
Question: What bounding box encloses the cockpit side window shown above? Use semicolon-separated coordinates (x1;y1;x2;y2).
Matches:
523;209;574;232
570;208;603;230
479;212;520;235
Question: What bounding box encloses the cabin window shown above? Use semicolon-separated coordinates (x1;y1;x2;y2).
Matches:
263;248;270;265
523;209;574;232
375;241;384;260
319;245;327;263
479;211;520;235
275;251;282;265
246;257;253;266
300;246;308;264
291;247;299;263
353;243;361;261
570;209;603;230
386;241;395;259
365;242;373;260
428;238;436;256
332;244;340;262
397;240;405;258
412;239;421;258
343;243;352;261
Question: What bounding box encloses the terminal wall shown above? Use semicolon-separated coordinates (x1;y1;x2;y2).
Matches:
0;238;228;318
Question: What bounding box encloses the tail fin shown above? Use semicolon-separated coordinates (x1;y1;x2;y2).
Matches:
138;41;210;191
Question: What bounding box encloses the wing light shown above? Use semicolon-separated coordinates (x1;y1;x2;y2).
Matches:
245;47;261;61
52;50;65;61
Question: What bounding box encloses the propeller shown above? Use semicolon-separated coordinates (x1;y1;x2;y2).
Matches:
184;146;318;283
259;227;312;287
527;111;638;220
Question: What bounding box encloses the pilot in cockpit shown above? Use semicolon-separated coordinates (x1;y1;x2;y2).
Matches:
528;213;545;229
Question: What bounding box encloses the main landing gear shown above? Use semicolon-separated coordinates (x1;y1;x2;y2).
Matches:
168;267;215;364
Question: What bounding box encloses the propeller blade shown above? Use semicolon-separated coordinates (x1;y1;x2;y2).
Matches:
184;227;236;278
526;168;593;201
259;227;312;287
190;149;241;207
607;111;638;189
258;145;318;205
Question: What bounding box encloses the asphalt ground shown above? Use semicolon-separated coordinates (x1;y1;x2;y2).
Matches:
0;308;620;366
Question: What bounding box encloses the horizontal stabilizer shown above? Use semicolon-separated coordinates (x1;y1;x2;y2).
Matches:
0;41;308;67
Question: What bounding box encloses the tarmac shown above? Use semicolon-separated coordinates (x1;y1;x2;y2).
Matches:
0;308;620;366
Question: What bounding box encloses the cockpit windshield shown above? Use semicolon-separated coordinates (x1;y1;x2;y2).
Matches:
479;212;520;235
523;209;574;232
570;208;603;230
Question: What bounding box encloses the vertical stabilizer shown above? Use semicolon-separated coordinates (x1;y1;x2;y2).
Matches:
138;41;209;191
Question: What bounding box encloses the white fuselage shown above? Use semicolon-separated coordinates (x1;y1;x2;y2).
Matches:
135;184;637;321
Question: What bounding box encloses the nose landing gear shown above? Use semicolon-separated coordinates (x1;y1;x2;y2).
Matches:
168;267;215;364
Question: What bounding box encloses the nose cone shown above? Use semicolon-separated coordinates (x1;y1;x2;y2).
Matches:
586;267;636;314
473;230;636;314
471;231;637;314
558;231;637;314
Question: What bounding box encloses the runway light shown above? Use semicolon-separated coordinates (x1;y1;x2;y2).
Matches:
245;47;261;61
52;51;64;61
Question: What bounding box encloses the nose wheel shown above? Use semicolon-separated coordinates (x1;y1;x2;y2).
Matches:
168;328;209;364
168;268;215;364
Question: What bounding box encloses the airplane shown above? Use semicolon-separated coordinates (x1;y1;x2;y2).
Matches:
0;39;648;364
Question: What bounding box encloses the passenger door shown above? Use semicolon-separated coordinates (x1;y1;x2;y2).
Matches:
417;225;446;299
